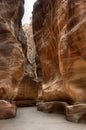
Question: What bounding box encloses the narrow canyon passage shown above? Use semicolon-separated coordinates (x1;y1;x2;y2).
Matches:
0;0;86;127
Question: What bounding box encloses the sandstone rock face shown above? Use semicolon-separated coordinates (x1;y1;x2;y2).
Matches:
0;0;25;101
15;75;39;107
23;23;37;79
33;0;86;122
23;23;42;82
0;0;41;118
15;23;41;107
58;0;86;104
0;0;25;118
33;0;67;102
0;100;17;119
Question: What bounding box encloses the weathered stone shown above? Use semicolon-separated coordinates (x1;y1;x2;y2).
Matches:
33;0;86;123
15;100;36;107
66;104;86;123
15;75;39;101
58;0;86;104
23;23;43;82
0;0;25;101
37;101;68;114
14;23;42;106
33;0;86;104
37;101;86;123
23;23;37;79
0;0;25;119
0;100;17;119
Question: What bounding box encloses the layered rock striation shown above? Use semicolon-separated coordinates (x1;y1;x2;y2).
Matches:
0;0;25;119
0;0;39;118
33;0;86;123
14;23;41;107
0;0;25;101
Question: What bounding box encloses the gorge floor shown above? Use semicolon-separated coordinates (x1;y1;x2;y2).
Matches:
0;107;85;130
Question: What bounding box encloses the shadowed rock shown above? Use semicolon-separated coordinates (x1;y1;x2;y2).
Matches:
15;75;40;107
37;101;68;114
14;23;41;107
15;100;36;107
0;100;17;119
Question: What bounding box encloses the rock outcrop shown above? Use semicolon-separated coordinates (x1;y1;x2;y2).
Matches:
33;0;86;123
0;0;39;118
0;0;25;118
0;0;25;100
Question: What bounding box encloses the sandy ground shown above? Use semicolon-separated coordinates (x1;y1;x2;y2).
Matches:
0;107;86;130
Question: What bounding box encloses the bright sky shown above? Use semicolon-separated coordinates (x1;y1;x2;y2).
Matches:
22;0;36;24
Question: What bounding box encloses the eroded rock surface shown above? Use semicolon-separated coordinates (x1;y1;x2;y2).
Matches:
0;0;25;101
0;0;25;119
0;100;17;119
33;0;86;123
15;75;39;107
23;23;42;82
14;23;41;107
23;23;37;79
0;0;40;110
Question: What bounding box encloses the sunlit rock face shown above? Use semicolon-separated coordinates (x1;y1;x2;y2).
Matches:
33;0;86;122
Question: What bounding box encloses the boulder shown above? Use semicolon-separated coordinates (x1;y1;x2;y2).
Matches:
0;100;17;119
37;101;86;123
37;101;68;114
66;104;86;123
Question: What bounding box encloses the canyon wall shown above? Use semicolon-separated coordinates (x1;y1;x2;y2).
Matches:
0;0;25;119
0;0;25;101
14;23;41;107
33;0;86;123
0;0;86;123
0;0;39;118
